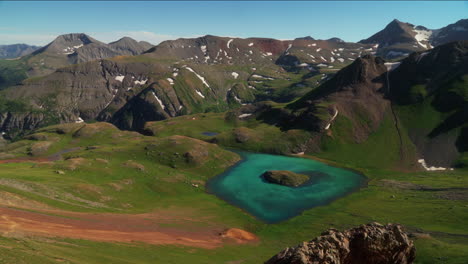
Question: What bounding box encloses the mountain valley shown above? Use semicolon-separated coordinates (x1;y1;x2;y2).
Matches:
0;14;467;264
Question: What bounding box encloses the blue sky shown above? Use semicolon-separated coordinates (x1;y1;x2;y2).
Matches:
0;1;467;45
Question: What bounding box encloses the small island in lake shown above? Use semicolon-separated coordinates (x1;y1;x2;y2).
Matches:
262;170;310;187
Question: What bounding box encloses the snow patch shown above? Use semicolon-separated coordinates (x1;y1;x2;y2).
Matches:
183;66;210;88
248;42;254;47
151;91;165;109
413;28;432;48
227;39;234;48
417;159;451;171
200;45;207;53
238;113;252;119
233;95;242;104
75;117;84;124
134;79;147;85
337;58;344;63
316;48;322;52
324;108;338;130
195;90;205;98
384;62;401;72
231;72;239;79
166;78;174;85
252;74;274;80
115;75;125;82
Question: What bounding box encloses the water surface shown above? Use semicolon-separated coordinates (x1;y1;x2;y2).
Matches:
201;131;219;136
207;151;366;223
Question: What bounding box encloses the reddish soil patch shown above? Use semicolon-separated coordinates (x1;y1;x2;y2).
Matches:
221;228;258;243
0;207;257;248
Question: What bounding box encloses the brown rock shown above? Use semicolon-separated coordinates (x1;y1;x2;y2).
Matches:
265;223;415;264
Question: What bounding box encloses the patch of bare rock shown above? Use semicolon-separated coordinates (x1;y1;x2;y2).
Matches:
265;222;415;264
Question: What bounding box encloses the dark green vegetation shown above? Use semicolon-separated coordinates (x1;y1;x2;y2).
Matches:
262;170;310;187
0;59;28;89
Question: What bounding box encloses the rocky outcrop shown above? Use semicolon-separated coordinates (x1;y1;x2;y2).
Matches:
262;170;310;187
265;223;415;264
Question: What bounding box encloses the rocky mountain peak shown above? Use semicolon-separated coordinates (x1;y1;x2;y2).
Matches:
34;33;101;55
54;33;95;44
108;37;154;55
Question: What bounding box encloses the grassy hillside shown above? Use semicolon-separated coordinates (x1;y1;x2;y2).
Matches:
0;59;28;89
0;120;466;263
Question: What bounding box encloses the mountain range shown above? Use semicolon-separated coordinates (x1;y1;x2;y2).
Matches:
0;18;467;169
0;44;40;59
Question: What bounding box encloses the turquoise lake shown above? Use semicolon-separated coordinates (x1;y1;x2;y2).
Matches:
207;151;366;223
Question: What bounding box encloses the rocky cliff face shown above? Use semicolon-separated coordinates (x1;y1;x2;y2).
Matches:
265;223;415;264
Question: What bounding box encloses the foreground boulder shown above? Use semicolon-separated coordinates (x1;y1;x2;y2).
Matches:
265;223;415;264
262;170;310;187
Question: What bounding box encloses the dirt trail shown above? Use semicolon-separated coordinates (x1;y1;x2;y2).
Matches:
0;207;255;248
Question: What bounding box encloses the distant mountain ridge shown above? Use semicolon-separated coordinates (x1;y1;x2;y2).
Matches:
0;44;40;59
26;33;155;76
